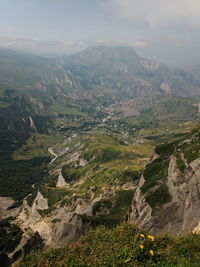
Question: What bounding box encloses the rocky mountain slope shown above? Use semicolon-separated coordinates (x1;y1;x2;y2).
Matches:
1;45;200;265
2;124;200;265
129;127;200;234
63;45;200;99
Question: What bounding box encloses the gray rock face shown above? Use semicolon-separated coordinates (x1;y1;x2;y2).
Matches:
52;214;89;246
151;156;200;233
56;171;67;187
128;175;152;228
128;155;200;234
32;191;49;211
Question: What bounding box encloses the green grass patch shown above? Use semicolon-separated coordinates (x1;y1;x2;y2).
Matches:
141;158;169;193
92;200;113;216
82;190;134;228
40;186;68;208
181;142;200;163
175;151;187;172
145;184;172;209
20;223;200;267
13;134;66;160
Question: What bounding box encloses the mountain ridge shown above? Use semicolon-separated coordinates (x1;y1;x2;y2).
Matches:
0;45;200;265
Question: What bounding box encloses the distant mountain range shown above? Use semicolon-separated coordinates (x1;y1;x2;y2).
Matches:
0;45;200;158
1;36;200;66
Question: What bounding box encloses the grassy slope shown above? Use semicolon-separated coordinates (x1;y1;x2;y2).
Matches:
141;126;200;209
13;134;67;160
140;96;199;122
60;133;153;197
20;223;200;267
27;132;154;226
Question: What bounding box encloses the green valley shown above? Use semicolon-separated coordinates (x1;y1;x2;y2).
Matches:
0;45;200;266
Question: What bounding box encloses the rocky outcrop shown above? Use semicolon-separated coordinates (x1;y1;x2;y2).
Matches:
52;214;90;246
48;147;58;164
29;116;37;133
128;175;152;228
151;156;200;233
0;197;20;220
56;171;67;187
160;81;172;94
32;191;49;211
193;221;200;234
16;192;52;246
128;153;200;234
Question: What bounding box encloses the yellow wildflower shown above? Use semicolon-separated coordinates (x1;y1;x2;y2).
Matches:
139;244;144;250
147;235;155;241
140;234;145;238
149;250;154;256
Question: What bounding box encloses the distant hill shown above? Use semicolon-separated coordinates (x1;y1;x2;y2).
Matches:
63;45;200;100
0;45;200;158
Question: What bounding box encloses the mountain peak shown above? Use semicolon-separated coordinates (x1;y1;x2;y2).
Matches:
65;45;139;67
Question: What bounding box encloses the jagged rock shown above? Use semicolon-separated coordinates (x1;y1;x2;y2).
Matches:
168;155;184;184
152;156;200;233
48;147;58;164
0;197;20;220
52;214;90;246
128;154;200;234
128;175;152;228
160;81;172;94
149;151;159;162
193;221;200;234
29;116;37;132
56;171;67;187
31;222;52;246
79;159;88;167
32;191;48;211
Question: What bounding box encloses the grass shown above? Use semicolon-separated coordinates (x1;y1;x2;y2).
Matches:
175;151;187;172
19;223;200;267
40;186;69;208
137;121;197;144
56;133;152;206
13;134;66;160
82;190;134;228
141;96;198;122
145;184;172;209
92;200;113;216
47;102;88;117
180;142;200;164
141;158;169;193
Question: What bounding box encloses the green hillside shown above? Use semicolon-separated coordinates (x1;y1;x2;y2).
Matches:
0;46;200;266
20;223;200;267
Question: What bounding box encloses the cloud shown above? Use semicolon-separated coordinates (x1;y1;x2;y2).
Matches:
105;0;200;27
95;40;105;43
131;41;148;47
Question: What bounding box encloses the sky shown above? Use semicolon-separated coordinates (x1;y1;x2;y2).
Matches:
1;0;200;43
1;0;200;65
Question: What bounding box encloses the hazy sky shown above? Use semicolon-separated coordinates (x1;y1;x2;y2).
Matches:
1;0;200;46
